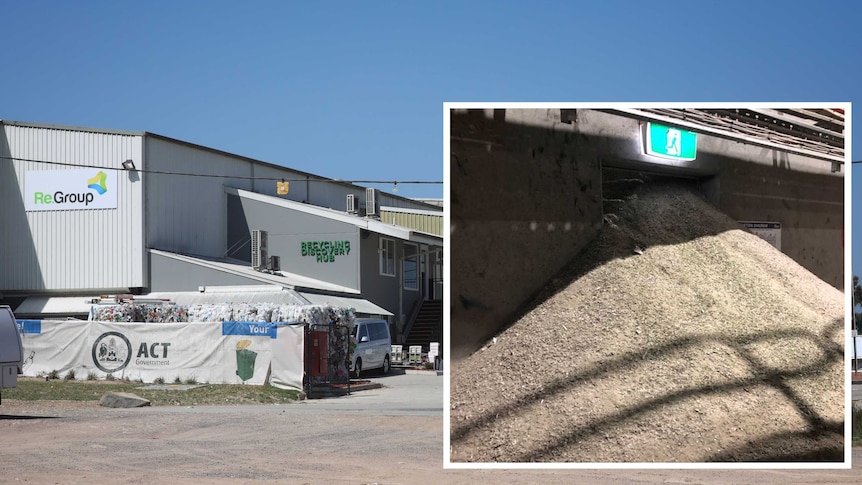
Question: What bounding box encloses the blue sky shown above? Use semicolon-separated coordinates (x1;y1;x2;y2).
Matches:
2;0;860;269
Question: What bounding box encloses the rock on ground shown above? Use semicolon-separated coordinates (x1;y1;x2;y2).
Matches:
100;391;152;408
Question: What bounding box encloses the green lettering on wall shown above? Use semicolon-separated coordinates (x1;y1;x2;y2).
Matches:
301;240;352;263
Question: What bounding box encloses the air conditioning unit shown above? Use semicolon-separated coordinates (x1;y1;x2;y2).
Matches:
268;255;280;272
251;230;268;269
366;188;379;217
346;194;358;214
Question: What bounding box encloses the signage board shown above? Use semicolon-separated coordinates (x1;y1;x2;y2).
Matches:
739;221;782;250
25;169;118;211
301;240;351;263
17;320;303;388
644;122;697;161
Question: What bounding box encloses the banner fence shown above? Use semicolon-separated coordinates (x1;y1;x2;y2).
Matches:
16;320;306;391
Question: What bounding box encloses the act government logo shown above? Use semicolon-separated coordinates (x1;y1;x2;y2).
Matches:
92;331;132;373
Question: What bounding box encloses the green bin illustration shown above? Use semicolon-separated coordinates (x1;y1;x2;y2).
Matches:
235;340;257;382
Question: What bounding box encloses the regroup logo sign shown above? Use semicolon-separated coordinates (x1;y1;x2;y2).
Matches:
25;168;118;211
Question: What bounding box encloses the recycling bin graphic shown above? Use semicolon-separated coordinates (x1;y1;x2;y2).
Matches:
235;340;257;382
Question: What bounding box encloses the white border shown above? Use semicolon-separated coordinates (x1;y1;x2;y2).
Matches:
443;101;852;470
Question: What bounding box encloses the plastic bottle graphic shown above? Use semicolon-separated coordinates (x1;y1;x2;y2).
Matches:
235;340;257;382
22;351;35;371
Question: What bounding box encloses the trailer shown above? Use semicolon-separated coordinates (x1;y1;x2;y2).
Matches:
0;305;24;403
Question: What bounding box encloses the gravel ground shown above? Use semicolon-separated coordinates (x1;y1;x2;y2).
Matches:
0;372;859;484
0;400;860;484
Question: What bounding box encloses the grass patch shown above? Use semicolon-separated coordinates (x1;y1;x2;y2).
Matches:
3;377;302;406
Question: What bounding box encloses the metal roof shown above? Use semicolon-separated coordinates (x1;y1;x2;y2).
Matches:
12;286;393;318
150;249;361;294
295;292;393;316
146;285;307;306
14;296;99;317
147;286;392;316
0;119;441;211
228;187;443;246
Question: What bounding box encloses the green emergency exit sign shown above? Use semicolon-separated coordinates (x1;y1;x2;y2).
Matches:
645;122;697;161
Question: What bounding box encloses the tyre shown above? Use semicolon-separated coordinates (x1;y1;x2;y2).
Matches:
352;358;362;378
381;354;391;375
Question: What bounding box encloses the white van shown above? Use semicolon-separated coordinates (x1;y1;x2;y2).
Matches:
0;305;24;399
350;318;391;377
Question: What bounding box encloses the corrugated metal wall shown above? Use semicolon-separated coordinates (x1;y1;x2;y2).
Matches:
145;137;253;258
0;124;144;291
0;123;439;296
145;137;440;258
378;210;443;236
377;192;441;211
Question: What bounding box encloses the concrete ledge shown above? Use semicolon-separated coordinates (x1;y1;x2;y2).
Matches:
307;381;382;398
100;391;151;408
403;369;440;376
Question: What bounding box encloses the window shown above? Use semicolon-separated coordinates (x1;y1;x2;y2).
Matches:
379;238;395;276
403;243;418;291
370;322;387;341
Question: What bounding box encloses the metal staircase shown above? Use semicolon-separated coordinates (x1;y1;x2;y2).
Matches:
402;300;442;352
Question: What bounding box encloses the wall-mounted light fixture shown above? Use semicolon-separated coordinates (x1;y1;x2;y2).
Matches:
277;180;289;195
122;160;136;170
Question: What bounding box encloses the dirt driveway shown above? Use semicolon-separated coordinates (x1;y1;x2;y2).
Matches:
0;372;858;484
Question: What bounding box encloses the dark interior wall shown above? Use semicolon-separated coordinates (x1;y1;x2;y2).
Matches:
450;109;603;359
577;109;844;290
716;157;844;289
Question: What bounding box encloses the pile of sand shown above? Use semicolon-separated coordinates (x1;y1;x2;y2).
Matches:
450;179;844;463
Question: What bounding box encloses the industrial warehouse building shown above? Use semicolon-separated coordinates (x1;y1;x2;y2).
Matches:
0;120;443;349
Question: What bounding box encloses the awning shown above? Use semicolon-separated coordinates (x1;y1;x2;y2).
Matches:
14;289;393;319
14;296;98;317
298;292;393;316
